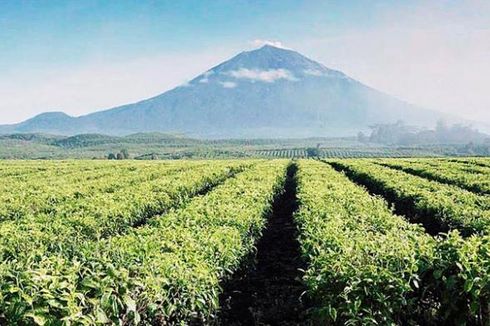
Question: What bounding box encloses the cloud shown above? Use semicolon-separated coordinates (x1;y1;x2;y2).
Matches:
303;68;349;80
250;39;289;49
220;81;237;88
226;68;297;83
197;70;214;83
303;69;323;76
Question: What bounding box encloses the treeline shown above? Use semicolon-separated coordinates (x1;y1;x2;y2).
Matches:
107;149;130;160
359;120;490;147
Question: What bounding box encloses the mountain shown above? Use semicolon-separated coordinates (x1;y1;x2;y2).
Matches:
3;112;79;135
0;45;449;138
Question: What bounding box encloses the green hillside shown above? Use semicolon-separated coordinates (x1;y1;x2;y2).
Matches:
0;132;487;159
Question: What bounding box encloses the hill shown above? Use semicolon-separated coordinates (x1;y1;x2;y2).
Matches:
0;131;487;160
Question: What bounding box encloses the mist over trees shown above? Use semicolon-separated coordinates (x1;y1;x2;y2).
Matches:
360;120;490;146
108;149;130;160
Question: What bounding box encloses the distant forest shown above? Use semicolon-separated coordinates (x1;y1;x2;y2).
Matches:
0;123;489;159
360;121;488;145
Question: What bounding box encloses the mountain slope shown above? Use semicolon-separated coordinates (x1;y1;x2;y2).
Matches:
1;45;447;137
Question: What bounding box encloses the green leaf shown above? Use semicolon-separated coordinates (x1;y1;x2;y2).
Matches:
124;295;137;312
329;307;337;321
96;309;111;324
464;279;474;292
26;313;47;326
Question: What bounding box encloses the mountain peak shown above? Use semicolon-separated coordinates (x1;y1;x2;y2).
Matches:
26;111;73;122
0;46;446;138
187;45;347;87
32;111;71;118
256;43;290;51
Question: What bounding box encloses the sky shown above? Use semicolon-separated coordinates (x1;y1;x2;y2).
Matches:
0;0;489;124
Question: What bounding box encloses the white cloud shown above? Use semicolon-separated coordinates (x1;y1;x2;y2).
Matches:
303;69;323;76
220;81;237;88
226;68;297;83
197;70;215;83
250;39;289;49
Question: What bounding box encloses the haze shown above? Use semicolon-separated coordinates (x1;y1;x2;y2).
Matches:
1;0;489;125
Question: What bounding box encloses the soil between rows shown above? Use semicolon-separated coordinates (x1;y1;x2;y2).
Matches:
218;164;309;325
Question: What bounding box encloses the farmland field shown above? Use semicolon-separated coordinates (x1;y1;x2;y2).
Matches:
0;158;489;325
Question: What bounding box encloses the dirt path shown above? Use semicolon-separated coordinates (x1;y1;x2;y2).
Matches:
219;164;309;325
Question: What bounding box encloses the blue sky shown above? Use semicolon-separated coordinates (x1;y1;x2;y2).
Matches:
1;0;489;124
0;1;396;71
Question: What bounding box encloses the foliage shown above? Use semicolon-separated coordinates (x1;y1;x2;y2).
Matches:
329;159;490;236
377;158;490;195
0;161;250;264
305;147;320;158
0;160;288;324
1;158;490;324
295;160;436;324
296;159;490;324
